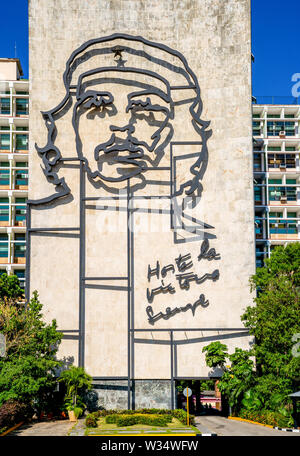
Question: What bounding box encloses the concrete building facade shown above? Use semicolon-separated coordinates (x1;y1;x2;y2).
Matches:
253;102;300;267
0;59;28;289
27;0;255;408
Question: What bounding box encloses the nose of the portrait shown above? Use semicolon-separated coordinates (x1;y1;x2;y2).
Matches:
110;123;135;140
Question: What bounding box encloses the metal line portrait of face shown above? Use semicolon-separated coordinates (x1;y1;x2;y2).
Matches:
33;34;212;204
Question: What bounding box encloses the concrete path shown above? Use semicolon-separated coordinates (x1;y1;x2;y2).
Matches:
195;416;300;436
7;419;75;436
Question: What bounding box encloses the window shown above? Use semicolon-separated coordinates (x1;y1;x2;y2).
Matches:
267;146;281;151
0;134;10;150
267;121;295;136
0;98;10;115
0;126;10;131
268;179;282;185
0;199;9;223
0;167;10;186
284;114;295;118
255;218;264;238
0;234;8;258
287;187;297;201
15;134;28;150
285;122;296;136
268;154;295;169
14;269;25;288
15;198;26;224
270;220;297;235
16;98;29;116
15;162;27;168
16;99;28;115
287;212;297;218
253;153;262;170
286;154;296;168
269;187;296;202
254;186;263;203
253;121;261;135
285;146;296;151
267;114;280;118
16;126;28;131
269;212;283;218
15;168;28;187
14;234;26;258
269;187;280;201
286;179;296;184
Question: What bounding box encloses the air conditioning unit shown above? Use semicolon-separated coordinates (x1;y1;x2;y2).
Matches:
279;131;286;138
280;196;287;202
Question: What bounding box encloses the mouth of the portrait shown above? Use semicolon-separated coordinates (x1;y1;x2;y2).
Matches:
94;139;146;167
92;140;147;181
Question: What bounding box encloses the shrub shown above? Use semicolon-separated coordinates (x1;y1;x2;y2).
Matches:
106;413;172;427
238;408;292;428
172;409;195;425
0;400;32;429
85;413;98;428
85;408;195;427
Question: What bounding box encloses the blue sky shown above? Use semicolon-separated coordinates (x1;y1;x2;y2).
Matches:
0;0;299;97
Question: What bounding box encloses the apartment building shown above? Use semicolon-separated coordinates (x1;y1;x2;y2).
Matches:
0;59;28;289
253;101;300;268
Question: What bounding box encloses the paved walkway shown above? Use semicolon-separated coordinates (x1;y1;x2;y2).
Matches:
7;419;76;436
195;416;300;436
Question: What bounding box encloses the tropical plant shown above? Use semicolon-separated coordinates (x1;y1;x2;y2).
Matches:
202;341;228;368
58;366;92;417
202;244;300;418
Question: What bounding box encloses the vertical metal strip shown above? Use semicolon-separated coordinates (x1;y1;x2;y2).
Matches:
25;203;31;304
127;180;131;409
170;330;174;409
130;190;135;409
79;161;86;367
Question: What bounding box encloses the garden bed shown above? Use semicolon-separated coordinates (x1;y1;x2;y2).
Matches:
84;409;200;436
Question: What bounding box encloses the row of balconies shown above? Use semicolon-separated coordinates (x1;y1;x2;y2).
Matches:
0;96;29;117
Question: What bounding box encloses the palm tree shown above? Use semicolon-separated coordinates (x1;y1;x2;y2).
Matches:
58;365;92;407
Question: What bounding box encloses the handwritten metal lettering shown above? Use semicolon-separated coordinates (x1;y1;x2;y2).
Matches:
198;239;220;261
147;261;160;282
147;280;176;303
146;293;209;325
161;264;175;277
175;253;193;272
176;269;219;290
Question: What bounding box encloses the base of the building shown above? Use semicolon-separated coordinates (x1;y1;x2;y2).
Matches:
86;379;173;410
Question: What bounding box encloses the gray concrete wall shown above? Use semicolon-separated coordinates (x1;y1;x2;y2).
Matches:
89;380;172;410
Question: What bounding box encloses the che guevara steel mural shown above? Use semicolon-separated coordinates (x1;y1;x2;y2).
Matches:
26;34;220;361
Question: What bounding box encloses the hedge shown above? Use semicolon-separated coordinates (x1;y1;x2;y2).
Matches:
237;409;292;428
85;408;194;428
106;413;173;427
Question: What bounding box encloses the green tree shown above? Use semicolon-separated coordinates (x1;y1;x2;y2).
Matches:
202;341;228;368
243;243;300;404
0;290;62;407
202;343;255;412
0;273;23;303
202;244;300;415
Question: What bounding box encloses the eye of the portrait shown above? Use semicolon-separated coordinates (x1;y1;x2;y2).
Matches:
81;92;116;119
82;92;114;109
127;96;169;123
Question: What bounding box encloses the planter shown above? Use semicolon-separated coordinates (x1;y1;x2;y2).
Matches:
68;410;77;422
